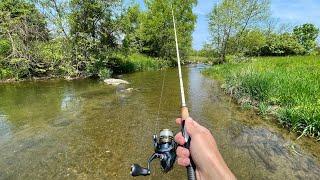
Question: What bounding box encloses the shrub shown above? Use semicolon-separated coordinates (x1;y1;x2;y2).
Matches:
109;53;170;74
260;33;305;56
98;68;111;79
9;58;31;78
0;68;14;80
0;39;10;56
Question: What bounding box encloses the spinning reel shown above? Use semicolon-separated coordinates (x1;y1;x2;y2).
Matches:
130;129;177;176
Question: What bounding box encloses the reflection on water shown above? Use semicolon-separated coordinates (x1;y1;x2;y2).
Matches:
61;91;73;111
0;113;11;143
0;67;319;179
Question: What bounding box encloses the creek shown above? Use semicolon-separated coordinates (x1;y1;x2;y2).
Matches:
0;65;319;179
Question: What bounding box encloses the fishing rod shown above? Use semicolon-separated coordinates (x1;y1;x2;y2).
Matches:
130;6;196;180
172;7;197;180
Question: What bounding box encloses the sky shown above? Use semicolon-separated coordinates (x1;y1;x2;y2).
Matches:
128;0;320;50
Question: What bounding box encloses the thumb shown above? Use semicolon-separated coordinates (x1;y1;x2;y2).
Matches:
184;117;200;137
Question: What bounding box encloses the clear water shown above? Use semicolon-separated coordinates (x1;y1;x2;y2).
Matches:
0;65;319;179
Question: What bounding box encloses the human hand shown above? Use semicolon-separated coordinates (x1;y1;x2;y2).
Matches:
175;117;236;180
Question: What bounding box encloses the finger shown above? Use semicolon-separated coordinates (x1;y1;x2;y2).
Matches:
176;146;190;158
176;118;182;125
174;132;185;145
177;157;190;167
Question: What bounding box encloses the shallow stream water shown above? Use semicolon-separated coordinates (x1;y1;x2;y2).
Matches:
0;65;319;179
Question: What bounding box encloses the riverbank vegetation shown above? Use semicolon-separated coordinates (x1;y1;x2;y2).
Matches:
204;56;320;139
0;0;196;81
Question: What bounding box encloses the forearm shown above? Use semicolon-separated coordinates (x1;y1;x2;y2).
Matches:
203;148;236;180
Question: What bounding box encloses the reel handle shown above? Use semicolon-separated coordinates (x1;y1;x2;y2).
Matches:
130;164;150;176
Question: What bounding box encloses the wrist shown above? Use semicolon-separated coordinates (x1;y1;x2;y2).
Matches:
204;150;235;179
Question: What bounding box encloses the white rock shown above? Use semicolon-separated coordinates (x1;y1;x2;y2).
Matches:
118;88;134;93
126;88;134;92
104;78;129;86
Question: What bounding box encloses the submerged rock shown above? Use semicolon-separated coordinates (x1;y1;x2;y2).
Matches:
120;88;133;93
104;78;129;86
232;126;320;178
52;119;71;127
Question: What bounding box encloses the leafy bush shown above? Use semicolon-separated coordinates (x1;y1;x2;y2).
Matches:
0;68;14;80
0;39;10;56
293;23;319;54
9;58;31;78
242;30;267;56
260;33;305;56
110;53;170;74
98;68;111;79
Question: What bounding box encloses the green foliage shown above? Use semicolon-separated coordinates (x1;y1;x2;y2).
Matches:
188;44;218;64
204;56;320;138
110;53;170;74
208;1;319;58
139;0;196;61
69;0;121;75
235;71;272;101
0;68;14;80
209;0;270;63
98;68;112;79
0;39;10;56
120;4;143;54
0;0;49;79
199;43;218;58
316;46;320;56
260;33;305;56
31;39;75;76
258;102;268;116
0;0;197;81
9;58;31;78
293;23;319;54
238;30;267;56
227;27;312;57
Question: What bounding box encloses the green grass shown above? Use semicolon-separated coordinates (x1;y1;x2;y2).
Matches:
204;56;320;139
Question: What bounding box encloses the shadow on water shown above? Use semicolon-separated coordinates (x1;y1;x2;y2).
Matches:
0;65;319;179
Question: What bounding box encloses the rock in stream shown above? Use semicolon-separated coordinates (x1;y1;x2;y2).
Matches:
104;79;129;86
232;125;320;179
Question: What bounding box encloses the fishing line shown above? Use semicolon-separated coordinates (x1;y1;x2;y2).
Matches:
155;70;166;133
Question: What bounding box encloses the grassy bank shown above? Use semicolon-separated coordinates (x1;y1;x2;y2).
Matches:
204;56;320;139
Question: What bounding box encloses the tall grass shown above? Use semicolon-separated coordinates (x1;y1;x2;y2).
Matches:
204;56;320;139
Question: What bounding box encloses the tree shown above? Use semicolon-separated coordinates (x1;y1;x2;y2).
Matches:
32;0;70;38
0;0;49;78
69;0;121;76
120;4;143;54
238;30;266;56
139;0;197;61
293;23;319;54
208;0;270;63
